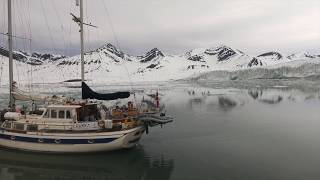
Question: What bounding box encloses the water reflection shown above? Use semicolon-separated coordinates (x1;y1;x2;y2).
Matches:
181;85;320;113
248;89;262;99
217;97;237;110
2;81;320;180
0;147;174;180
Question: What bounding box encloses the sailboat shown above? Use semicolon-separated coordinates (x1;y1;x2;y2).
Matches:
0;0;172;153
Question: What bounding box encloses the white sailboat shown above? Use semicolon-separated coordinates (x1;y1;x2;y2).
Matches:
0;0;172;153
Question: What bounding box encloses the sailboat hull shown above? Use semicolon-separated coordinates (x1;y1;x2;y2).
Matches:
0;126;145;153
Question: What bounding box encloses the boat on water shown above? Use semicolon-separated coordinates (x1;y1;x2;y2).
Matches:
0;0;172;153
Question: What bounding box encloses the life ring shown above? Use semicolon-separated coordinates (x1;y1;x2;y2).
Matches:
54;139;61;144
98;120;105;128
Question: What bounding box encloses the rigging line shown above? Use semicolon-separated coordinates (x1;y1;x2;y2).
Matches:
51;0;68;55
16;1;27;51
27;0;34;92
11;1;22;88
16;1;29;88
40;0;58;53
67;0;73;56
23;0;33;92
84;0;95;81
101;0;137;104
1;1;6;48
39;0;55;93
0;57;3;87
50;0;67;81
0;33;31;41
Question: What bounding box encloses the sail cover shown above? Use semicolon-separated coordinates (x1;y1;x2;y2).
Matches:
82;82;130;100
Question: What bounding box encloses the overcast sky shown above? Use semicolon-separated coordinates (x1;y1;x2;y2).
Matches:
0;0;319;56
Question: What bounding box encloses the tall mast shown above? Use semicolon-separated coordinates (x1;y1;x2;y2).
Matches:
8;0;14;109
80;0;84;84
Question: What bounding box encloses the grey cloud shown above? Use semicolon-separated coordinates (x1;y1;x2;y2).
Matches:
0;0;319;56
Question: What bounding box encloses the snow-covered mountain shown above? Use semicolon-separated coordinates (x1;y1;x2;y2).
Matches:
0;46;66;65
0;43;319;85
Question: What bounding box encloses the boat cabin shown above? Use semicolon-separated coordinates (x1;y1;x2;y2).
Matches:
1;104;102;132
41;104;100;123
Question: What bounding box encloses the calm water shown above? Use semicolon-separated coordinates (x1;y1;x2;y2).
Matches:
0;81;320;180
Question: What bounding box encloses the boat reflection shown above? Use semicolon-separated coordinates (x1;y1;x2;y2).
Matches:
0;147;174;180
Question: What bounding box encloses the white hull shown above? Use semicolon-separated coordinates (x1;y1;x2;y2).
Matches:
0;126;145;153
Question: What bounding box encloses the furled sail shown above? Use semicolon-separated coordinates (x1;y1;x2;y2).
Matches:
12;85;45;101
82;82;130;100
12;84;69;103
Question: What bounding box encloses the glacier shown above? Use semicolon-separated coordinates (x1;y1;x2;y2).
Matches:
0;43;319;86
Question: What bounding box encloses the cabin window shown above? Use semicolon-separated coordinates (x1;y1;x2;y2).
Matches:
27;124;38;131
59;110;65;119
43;110;49;118
66;110;71;119
13;123;24;131
51;110;57;118
4;122;12;129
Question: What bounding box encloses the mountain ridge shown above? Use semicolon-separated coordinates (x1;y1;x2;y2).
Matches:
0;43;319;84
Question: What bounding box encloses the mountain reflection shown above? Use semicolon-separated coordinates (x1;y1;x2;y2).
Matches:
259;96;283;104
248;89;263;100
218;96;237;110
183;85;320;112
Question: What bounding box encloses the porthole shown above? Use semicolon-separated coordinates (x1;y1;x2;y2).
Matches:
54;139;61;144
10;136;15;140
38;138;44;143
88;139;95;144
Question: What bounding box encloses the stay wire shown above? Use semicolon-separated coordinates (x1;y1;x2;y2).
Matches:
27;0;34;92
51;0;68;55
40;0;58;53
101;0;138;104
39;0;56;93
50;0;67;81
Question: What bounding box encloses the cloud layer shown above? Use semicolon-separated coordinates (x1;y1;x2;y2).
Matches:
0;0;319;56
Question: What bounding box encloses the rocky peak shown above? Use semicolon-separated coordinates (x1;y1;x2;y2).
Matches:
138;48;164;63
204;45;237;61
0;46;65;65
248;57;263;67
96;43;125;59
257;51;283;60
287;52;320;60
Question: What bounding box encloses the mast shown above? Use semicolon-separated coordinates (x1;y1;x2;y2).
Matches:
80;0;84;84
8;0;14;110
